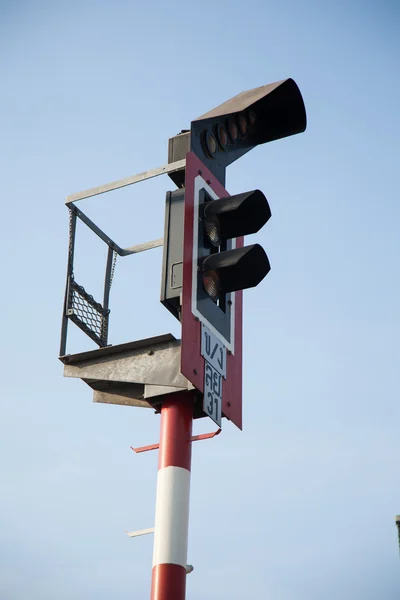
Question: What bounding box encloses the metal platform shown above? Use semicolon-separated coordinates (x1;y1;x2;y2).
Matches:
59;334;194;409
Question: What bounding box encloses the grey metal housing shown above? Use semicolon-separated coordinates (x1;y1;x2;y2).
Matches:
160;189;185;321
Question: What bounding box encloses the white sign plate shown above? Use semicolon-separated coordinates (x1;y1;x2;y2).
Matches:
201;323;227;378
203;362;222;427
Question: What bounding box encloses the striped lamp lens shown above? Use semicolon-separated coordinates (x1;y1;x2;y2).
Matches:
202;270;220;300
204;215;221;246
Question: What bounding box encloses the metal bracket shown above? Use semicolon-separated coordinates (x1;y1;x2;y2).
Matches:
131;428;221;453
68;203;163;257
124;527;194;574
125;527;154;538
65;159;186;205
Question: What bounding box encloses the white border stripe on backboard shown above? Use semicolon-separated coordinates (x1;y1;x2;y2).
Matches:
191;175;235;354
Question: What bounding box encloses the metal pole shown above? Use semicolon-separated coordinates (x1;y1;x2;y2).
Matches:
151;393;194;600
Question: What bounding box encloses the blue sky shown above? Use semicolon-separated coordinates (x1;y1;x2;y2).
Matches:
1;1;399;598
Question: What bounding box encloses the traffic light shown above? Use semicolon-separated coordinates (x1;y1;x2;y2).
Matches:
160;184;272;333
201;189;271;300
167;77;306;187
164;79;306;429
187;181;271;349
162;78;306;333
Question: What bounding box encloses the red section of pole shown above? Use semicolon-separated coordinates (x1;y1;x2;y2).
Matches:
150;393;194;600
151;564;187;600
158;395;193;471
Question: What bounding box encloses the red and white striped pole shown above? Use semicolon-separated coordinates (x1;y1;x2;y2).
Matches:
150;393;194;600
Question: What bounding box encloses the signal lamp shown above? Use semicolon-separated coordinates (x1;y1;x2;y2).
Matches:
203;132;217;158
247;108;257;126
189;78;307;186
238;114;248;136
202;244;270;297
204;214;221;247
203;190;271;242
202;270;220;301
227;117;239;141
216;124;229;148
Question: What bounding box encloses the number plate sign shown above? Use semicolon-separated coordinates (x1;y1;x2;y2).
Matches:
181;152;243;430
201;324;225;426
201;324;226;378
204;362;222;427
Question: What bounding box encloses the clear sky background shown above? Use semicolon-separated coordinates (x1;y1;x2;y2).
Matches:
1;1;399;599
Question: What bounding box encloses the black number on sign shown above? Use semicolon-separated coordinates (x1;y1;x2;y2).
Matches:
212;371;221;396
210;342;218;359
213;396;218;419
207;391;214;416
207;392;219;420
204;362;221;424
205;363;213;387
204;331;211;356
218;346;224;370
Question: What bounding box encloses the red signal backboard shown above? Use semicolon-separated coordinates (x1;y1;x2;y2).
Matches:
181;152;243;430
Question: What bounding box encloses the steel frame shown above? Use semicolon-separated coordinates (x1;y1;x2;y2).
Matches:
60;159;186;357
